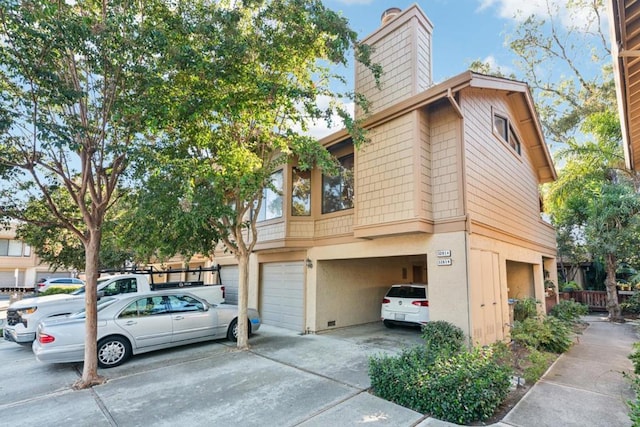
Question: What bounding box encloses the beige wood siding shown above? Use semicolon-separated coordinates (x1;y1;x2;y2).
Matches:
314;214;353;238
430;103;464;220
462;88;554;248
256;221;286;242
418;109;433;217
287;220;314;239
355;6;433;116
416;21;432;93
356;20;413;115
356;113;417;228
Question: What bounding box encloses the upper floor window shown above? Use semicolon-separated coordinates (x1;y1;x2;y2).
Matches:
0;239;30;257
322;153;354;214
493;113;521;155
291;168;311;216
257;170;283;222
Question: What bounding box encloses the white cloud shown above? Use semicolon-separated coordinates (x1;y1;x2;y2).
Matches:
481;55;515;76
334;0;374;4
477;0;605;32
303;96;355;139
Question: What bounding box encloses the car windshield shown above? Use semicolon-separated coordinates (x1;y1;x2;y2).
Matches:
386;286;426;299
68;297;119;319
71;277;111;295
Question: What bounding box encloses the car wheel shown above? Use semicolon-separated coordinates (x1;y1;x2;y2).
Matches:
227;318;251;342
383;320;395;328
97;336;131;368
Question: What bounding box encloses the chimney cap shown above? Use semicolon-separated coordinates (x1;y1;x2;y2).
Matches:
381;7;402;26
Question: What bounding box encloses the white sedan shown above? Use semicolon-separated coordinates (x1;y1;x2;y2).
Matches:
32;291;261;368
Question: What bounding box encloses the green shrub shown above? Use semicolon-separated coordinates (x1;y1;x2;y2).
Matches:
560;281;581;293
523;349;554;384
630;343;640;375
369;345;441;405
622;292;640;315
513;297;540;322
628;375;640;427
420;321;465;356
549;300;588;324
511;317;573;354
412;346;512;425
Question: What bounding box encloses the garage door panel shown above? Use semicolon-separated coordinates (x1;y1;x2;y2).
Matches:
260;262;304;332
220;266;239;305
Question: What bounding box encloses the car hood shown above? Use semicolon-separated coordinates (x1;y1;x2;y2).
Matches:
9;293;84;309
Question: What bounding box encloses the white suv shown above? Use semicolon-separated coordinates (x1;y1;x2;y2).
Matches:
38;278;84;293
380;284;429;328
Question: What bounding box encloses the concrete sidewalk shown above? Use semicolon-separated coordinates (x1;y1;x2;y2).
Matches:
495;315;638;427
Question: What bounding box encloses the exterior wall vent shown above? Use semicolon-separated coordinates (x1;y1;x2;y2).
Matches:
381;7;401;26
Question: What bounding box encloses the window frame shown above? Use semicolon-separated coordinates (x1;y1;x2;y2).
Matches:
492;111;522;156
321;152;355;215
291;167;311;216
257;169;284;222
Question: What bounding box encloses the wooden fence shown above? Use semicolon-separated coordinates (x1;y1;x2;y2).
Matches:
566;290;633;312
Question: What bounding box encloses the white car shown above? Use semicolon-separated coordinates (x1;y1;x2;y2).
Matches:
33;291;261;368
380;284;429;328
38;277;84;293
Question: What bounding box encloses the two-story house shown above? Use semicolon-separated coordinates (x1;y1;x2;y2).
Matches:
214;4;557;345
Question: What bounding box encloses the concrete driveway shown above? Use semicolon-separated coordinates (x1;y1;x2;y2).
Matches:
0;323;429;427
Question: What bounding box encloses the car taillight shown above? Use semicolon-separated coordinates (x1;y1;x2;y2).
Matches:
382;298;390;304
38;333;55;344
412;300;429;307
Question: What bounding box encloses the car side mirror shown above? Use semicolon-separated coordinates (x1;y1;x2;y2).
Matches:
97;291;105;299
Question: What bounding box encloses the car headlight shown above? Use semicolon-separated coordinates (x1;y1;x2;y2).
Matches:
17;307;37;316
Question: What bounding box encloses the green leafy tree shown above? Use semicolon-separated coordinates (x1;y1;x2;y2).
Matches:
0;0;180;388
16;187;134;271
547;111;640;320
136;0;380;349
507;0;615;149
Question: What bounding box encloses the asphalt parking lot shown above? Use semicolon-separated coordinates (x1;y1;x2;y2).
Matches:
0;322;430;427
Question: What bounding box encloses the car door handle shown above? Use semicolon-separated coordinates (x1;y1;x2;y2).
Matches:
174;315;184;321
124;321;137;326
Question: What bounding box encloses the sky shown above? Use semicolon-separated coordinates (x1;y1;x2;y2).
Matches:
307;0;610;138
326;0;520;83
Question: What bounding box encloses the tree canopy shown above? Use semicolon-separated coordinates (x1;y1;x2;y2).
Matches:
0;0;181;387
128;0;380;349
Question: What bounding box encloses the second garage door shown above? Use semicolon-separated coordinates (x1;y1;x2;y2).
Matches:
260;262;304;332
219;265;239;305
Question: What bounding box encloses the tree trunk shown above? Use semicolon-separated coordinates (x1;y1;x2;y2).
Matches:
73;229;105;389
236;251;250;350
605;253;623;322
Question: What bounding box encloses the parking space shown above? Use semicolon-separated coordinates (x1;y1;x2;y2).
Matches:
0;322;426;426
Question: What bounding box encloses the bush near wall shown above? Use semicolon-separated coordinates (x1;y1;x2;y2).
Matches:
369;322;512;425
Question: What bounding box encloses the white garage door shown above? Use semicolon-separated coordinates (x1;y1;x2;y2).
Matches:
219;265;239;305
260;262;304;332
0;271;24;287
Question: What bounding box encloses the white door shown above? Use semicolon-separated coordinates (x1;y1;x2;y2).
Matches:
219;265;239;305
260;262;304;332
